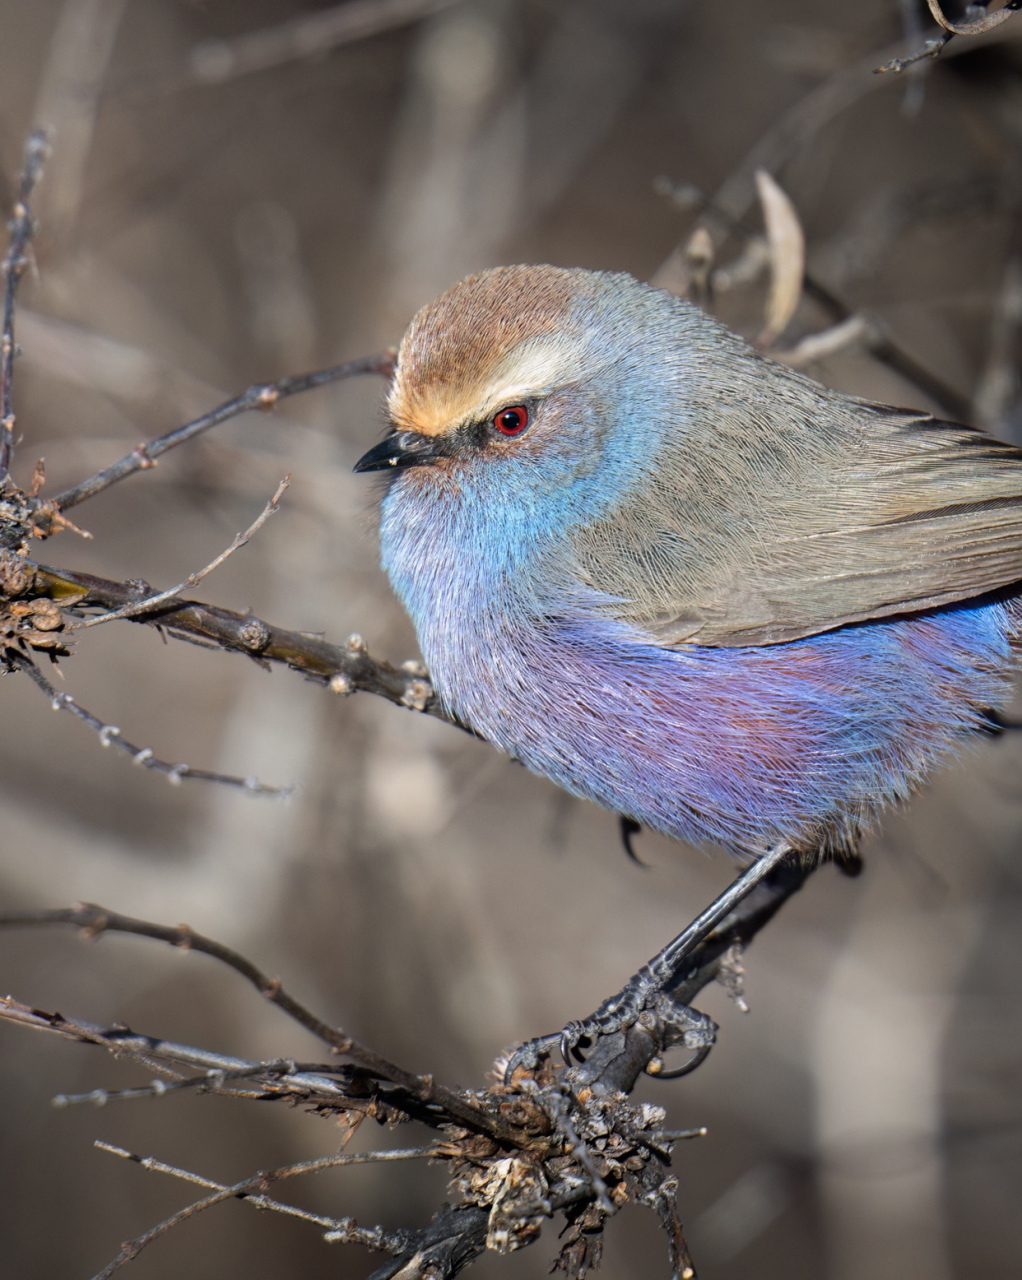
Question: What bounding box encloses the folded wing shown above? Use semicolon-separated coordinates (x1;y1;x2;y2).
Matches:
572;403;1022;648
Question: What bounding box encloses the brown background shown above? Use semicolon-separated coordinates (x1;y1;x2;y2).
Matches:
1;2;1021;1278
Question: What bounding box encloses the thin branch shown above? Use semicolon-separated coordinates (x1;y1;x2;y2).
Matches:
1;130;49;484
51;352;393;512
52;1058;323;1108
93;1140;427;1261
81;475;290;627
875;32;954;73
10;652;291;795
0;995;363;1102
0;903;519;1144
31;560;455;724
90;1147;420;1279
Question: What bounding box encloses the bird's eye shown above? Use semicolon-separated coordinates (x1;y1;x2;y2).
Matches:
492;405;529;437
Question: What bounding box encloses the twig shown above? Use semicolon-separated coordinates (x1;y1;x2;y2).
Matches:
81;475;290;627
1;131;49;484
774;314;872;367
0;995;357;1101
51;352;393;512
90;1148;420;1279
9;652;291;795
875;31;954;73
0;902;519;1144
94;1140;427;1259
52;1058;315;1108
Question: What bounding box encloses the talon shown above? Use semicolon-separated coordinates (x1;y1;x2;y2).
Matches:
647;1042;713;1080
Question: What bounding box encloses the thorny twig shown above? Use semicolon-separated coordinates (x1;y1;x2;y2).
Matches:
93;1140;417;1254
0;131;49;484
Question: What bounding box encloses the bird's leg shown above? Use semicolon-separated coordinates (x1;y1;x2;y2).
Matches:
505;842;796;1082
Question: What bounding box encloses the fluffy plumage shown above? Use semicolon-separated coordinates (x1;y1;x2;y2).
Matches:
361;265;1022;860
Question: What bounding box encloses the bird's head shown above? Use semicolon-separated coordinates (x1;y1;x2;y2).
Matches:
354;265;683;510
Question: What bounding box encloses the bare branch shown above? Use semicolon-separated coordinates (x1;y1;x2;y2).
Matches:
0;902;519;1143
875;32;954;73
92;1140;426;1264
50;352;393;513
1;131;49;484
0;995;364;1102
9;652;291;795
81;475;291;628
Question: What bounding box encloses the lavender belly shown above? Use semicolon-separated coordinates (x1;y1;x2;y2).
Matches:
432;594;1022;859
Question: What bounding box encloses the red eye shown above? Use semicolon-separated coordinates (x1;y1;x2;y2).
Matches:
492;405;529;437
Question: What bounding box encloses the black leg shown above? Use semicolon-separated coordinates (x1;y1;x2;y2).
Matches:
505;842;796;1082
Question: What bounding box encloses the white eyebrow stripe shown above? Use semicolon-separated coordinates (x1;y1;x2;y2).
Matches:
460;337;580;423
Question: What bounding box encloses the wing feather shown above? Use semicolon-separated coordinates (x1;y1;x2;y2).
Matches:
572;402;1022;648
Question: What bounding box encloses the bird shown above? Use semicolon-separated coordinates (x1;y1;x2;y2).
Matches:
354;263;1022;1057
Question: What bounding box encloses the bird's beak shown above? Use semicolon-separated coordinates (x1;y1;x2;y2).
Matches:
353;430;443;474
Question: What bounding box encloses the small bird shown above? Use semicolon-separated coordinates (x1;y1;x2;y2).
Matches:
355;264;1022;1050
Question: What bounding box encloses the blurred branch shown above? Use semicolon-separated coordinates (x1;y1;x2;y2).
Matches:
186;0;465;86
0;901;511;1141
0;131;49;484
50;352;393;513
31;0;127;240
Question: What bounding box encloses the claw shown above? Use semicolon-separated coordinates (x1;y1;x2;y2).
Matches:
647;1041;713;1080
618;815;648;866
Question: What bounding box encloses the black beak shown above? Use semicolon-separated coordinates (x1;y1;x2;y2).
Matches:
353;430;443;474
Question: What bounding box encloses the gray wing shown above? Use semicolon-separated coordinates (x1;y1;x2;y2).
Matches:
572;401;1022;648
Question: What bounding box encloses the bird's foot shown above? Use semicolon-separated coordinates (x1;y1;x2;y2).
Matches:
504;842;795;1086
504;971;716;1084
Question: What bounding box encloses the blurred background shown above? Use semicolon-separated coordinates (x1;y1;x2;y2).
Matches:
1;1;1021;1277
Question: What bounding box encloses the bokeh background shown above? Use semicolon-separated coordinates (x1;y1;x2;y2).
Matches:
1;1;1021;1277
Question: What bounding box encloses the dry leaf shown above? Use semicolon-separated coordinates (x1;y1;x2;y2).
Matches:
755;169;805;347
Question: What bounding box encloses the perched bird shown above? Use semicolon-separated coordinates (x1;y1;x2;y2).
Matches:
355;264;1022;1047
